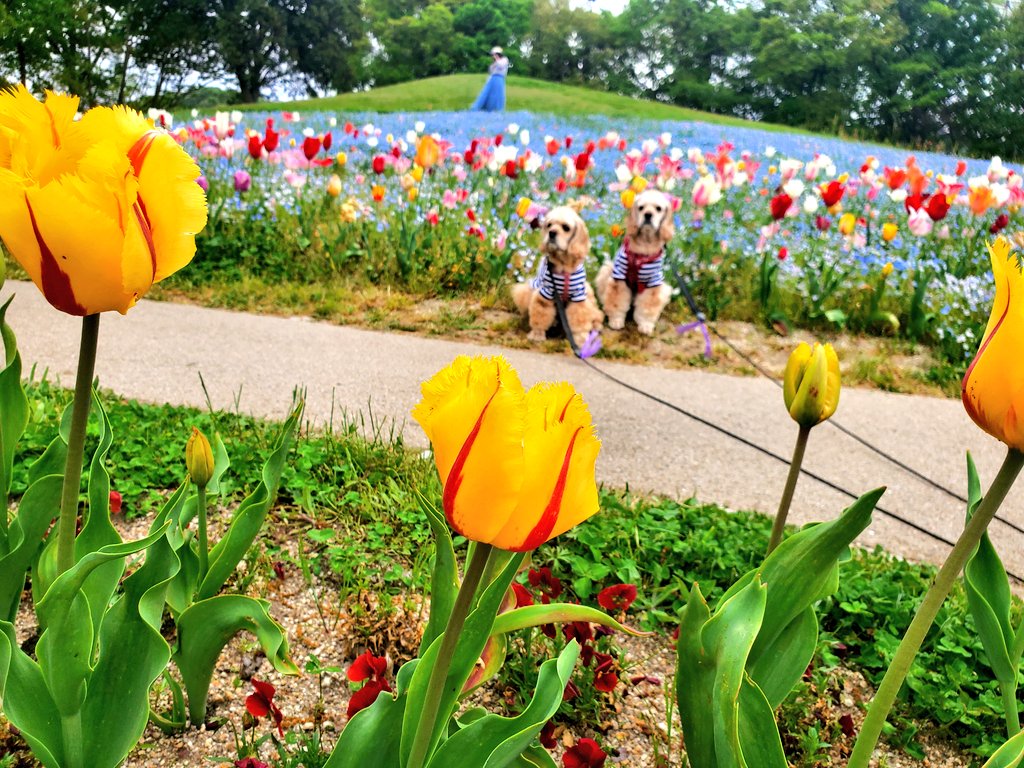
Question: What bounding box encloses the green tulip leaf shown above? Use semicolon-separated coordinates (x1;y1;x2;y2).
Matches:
676;579;771;768
462;633;508;698
736;676;788;766
401;551;526;766
0;474;61;623
207;432;231;495
0;295;29;525
746;606;818;710
198;406;299;599
420;493;459;654
174;594;298;725
425;641;578;768
0;620;62;768
964;454;1016;684
982;730;1024;768
491;603;650;638
324;659;418;768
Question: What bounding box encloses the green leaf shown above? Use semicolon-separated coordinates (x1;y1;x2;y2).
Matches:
0;475;61;623
676;579;776;768
491;603;649;638
964;454;1016;684
736;677;788;766
426;642;578;768
746;606;818;710
982;730;1024;768
420;493;459;654
198;407;298;599
175;595;298;725
0;296;29;520
324;659;418;768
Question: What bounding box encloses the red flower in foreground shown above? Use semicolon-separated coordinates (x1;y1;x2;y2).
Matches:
346;651;392;718
819;180;845;208
109;490;123;516
235;760;269;768
563;738;607;768
597;583;637;612
528;567;563;604
540;721;558;749
322;131;333;151
925;193;950;221
247;134;263;159
263;121;279;152
245;679;284;736
592;655;619;693
769;193;792;220
563;621;593;645
372;155;386;174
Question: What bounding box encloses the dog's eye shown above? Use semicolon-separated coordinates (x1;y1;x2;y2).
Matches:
655;206;663;212
561;224;570;232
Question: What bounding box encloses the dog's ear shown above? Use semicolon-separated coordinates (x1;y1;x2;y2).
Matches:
625;204;640;240
658;208;676;244
567;218;591;266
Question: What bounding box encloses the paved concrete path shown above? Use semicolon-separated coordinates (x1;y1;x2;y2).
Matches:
3;280;1020;575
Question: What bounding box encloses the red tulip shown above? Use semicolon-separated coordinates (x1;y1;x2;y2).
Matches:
247;134;263;159
494;134;503;146
574;152;591;172
819;180;845;207
990;213;1010;234
955;160;967;176
925;193;950;221
109;490;123;515
546;139;560;155
322;131;332;151
390;145;401;158
778;246;788;261
302;135;321;161
815;215;831;231
372;155;386;174
904;193;925;214
769;193;792;220
263;125;279;153
503;159;518;178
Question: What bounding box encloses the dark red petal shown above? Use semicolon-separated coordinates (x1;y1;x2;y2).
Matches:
245;693;270;718
347;680;388;718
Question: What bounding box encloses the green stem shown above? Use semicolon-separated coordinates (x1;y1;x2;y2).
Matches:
407;542;494;768
62;710;84;768
56;314;100;577
1001;680;1021;738
767;425;810;554
197;484;208;583
848;448;1024;768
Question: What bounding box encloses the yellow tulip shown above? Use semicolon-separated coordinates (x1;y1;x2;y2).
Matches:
415;135;441;169
412;356;601;552
783;342;841;428
408;187;418;202
963;238;1024;450
411;165;424;182
327;174;342;197
0;86;207;315
838;212;856;236
336;151;348;167
516;197;532;219
631;176;648;192
186;427;215;487
621;188;636;209
881;223;898;242
882;262;894;277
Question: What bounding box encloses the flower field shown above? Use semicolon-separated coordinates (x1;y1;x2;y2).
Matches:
174;107;1016;364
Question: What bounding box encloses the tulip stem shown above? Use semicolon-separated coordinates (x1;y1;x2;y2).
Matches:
197;484;208;583
56;314;100;578
767;425;810;554
848;448;1024;768
62;710;84;768
1001;681;1021;738
407;542;494;768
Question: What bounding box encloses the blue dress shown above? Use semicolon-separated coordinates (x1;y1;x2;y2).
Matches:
471;57;508;111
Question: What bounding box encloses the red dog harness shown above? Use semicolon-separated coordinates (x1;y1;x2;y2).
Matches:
613;238;665;294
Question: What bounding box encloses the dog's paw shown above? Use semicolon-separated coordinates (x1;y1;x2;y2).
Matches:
608;316;625;330
637;320;655;335
527;329;546;343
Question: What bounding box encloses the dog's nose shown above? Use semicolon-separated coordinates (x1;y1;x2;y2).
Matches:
644;212;653;222
547;230;557;240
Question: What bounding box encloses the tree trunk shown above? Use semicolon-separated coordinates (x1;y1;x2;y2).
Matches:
116;45;131;104
16;41;26;85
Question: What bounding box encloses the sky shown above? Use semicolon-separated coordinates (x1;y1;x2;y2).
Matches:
575;0;629;14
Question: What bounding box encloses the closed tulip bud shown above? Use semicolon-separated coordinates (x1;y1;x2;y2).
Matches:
516;197;532;219
783;342;841;428
621;189;636;209
326;174;342;197
411;165;424;182
882;261;894;277
963;238;1024;450
233;169;251;193
414;135;440;169
838;212;856;235
881;222;898;242
335;151;347;167
631;176;648;192
186;428;215;487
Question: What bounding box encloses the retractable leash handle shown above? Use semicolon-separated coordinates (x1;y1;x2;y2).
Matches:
668;258;713;358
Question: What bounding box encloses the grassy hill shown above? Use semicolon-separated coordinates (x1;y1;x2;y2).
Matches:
234;74;814;136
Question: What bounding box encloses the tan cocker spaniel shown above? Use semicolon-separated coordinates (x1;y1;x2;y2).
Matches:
512;206;604;346
596;189;675;335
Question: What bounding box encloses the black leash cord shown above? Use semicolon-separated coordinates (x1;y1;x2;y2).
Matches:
551;293;1024;583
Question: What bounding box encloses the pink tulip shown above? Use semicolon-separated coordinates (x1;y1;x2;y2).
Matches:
907;207;933;236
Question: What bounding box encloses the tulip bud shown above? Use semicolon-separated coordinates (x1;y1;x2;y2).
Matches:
327;174;342;197
838;213;856;235
783;342;841;428
882;262;894;277
881;222;898;242
621;189;636;209
335;151;347;167
186;428;215;487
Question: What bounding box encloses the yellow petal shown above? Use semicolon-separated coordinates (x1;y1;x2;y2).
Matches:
820;343;841;421
491;383;601;551
962;238;1024;449
782;342;812;412
412;356;526;542
0;86;83;183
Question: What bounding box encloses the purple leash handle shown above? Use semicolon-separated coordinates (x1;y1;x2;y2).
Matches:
579;329;602;359
676;320;712;358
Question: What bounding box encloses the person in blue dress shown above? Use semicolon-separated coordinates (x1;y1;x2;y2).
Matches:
471;46;509;111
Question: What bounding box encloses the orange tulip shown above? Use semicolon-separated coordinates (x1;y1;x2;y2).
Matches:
415;135;441;169
0;86;207;315
412;356;601;551
969;186;997;216
963;237;1024;450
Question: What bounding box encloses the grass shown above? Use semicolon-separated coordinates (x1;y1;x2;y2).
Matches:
9;380;1018;762
229;74;820;137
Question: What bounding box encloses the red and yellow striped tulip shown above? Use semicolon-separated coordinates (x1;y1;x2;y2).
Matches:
0;86;207;315
963;237;1024;450
412;356;601;551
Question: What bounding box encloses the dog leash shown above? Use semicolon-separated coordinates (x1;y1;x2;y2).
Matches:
551;286;1024;580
